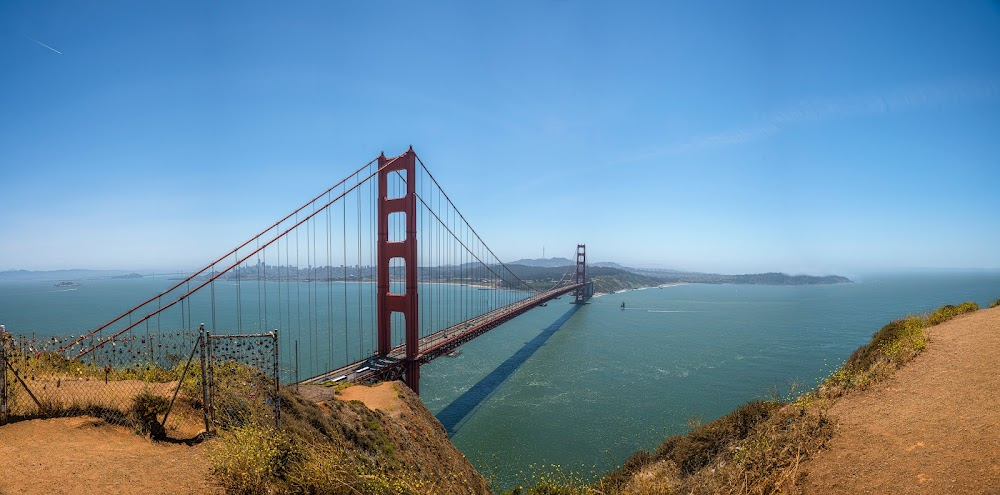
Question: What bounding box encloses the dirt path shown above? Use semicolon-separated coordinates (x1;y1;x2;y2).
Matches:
801;307;1000;494
336;381;402;416
0;416;218;495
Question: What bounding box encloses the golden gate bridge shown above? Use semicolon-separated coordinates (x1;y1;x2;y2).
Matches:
58;148;592;394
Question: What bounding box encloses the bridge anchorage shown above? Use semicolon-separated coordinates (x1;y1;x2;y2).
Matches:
59;147;589;398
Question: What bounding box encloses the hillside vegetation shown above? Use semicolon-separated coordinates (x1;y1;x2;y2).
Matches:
0;348;488;494
507;265;668;294
505;300;983;495
211;382;489;494
507;263;851;295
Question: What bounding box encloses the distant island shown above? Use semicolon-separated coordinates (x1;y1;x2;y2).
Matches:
111;273;144;279
631;269;853;286
508;258;852;294
0;269;138;282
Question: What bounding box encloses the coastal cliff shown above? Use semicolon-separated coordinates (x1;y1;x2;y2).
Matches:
212;381;491;494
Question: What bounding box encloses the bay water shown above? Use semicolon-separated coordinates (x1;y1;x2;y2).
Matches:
419;272;1000;489
2;271;999;490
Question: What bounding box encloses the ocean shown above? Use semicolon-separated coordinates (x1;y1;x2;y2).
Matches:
2;271;999;490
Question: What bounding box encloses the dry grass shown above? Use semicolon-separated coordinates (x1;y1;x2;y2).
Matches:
209;422;295;494
2;339;488;493
208;385;490;494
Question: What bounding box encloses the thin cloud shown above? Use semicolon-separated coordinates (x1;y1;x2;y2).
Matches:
25;35;63;55
675;124;780;153
620;77;1000;162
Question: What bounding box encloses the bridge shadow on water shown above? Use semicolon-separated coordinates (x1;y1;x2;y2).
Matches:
436;303;580;436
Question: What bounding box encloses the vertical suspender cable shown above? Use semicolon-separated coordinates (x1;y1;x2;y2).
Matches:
257;238;262;332
306;213;313;368
326;192;333;369
262;238;267;336
343;182;350;362
295;213;303;373
356;170;362;355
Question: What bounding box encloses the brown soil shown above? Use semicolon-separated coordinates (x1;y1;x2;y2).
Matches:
7;378;205;439
0;416;219;495
801;307;1000;494
336;381;402;416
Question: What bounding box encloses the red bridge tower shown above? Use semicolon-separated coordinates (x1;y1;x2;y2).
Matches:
377;148;421;393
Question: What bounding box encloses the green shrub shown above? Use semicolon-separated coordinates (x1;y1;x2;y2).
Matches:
823;315;927;394
654;400;781;475
286;445;422;495
285;444;356;494
989;298;1000;309
928;301;978;325
210;423;296;494
130;390;170;438
595;450;655;491
504;465;594;495
114;363;178;383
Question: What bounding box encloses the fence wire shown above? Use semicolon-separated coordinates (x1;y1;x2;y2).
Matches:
0;329;203;430
0;327;279;434
206;330;279;430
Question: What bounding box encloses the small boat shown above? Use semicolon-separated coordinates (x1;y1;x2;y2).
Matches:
621;302;626;310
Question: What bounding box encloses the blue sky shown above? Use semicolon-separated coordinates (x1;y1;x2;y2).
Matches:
2;1;999;275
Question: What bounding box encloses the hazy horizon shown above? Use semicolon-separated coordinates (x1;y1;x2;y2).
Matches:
3;261;999;282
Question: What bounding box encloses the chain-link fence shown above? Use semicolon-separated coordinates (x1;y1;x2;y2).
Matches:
205;330;279;430
0;327;204;432
1;328;10;424
0;326;280;434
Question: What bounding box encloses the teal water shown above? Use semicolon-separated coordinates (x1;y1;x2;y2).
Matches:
419;272;1000;490
2;272;999;490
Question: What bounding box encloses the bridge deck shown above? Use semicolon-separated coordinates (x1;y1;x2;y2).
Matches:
300;283;585;386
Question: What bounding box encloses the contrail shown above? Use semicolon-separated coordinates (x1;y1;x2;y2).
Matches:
25;35;63;55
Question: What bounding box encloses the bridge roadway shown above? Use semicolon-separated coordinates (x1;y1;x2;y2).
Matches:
299;283;586;387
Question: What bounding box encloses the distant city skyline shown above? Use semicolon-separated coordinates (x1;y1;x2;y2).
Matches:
2;1;999;275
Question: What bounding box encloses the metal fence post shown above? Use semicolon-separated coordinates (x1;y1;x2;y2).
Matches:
206;330;215;430
199;325;211;434
1;328;8;424
273;329;280;429
161;329;201;431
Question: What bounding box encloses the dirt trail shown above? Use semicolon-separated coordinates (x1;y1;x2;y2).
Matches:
0;416;218;495
801;307;1000;494
336;381;402;415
